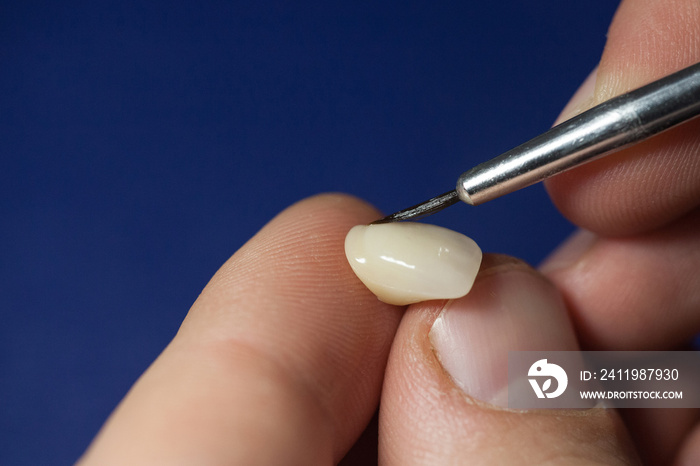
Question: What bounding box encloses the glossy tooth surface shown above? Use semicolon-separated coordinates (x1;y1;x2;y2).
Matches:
344;222;482;305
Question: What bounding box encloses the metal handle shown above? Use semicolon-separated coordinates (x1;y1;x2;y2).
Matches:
457;62;700;205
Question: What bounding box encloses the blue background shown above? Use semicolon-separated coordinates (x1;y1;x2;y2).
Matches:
1;1;619;463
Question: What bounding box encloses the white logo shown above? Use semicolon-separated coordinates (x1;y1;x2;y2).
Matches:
528;359;568;398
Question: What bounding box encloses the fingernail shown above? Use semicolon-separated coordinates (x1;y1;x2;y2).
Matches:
428;261;578;407
539;229;597;274
554;66;598;125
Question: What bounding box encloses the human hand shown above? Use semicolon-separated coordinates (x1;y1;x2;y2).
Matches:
540;0;700;462
78;0;700;464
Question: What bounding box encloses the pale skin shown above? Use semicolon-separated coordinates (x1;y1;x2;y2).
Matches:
79;0;700;464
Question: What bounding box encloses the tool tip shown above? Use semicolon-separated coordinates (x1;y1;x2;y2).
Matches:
371;190;460;224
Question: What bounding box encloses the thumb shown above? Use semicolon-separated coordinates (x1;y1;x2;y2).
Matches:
379;255;638;464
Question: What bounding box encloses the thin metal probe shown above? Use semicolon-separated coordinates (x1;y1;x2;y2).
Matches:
373;61;700;224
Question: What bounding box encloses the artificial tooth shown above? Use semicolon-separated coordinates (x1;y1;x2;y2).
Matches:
344;222;482;305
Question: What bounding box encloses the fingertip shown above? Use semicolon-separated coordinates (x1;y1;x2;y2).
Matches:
554;66;598;125
539;229;598;274
183;191;402;457
676;424;700;466
82;192;402;465
281;192;384;225
380;255;638;465
544;123;700;236
545;0;700;236
597;0;700;102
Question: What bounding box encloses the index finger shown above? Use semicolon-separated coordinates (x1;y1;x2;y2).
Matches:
79;194;402;465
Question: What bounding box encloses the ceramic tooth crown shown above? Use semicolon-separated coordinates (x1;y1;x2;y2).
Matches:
344;222;482;305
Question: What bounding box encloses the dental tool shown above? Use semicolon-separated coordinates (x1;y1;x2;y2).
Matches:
373;61;700;224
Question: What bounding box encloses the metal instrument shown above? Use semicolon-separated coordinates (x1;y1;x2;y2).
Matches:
373;62;700;224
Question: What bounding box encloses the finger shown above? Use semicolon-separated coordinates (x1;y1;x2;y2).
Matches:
79;194;403;465
338;410;379;466
380;255;638;465
541;210;700;464
545;0;700;236
619;408;700;465
677;423;700;466
541;209;700;350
